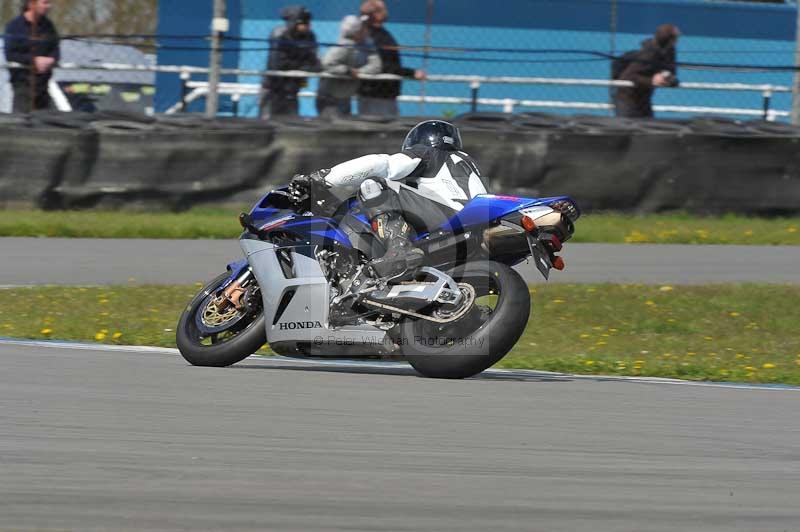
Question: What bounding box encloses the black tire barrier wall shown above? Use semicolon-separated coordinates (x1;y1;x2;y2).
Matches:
1;111;799;215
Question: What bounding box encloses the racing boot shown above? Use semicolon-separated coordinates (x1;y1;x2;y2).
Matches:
369;212;425;280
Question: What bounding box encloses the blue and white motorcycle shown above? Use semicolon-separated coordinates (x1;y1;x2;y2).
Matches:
176;185;579;379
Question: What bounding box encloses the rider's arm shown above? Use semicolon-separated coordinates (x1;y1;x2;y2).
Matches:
323;153;421;192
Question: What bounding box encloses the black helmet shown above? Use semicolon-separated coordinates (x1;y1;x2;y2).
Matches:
402;120;463;152
281;5;312;25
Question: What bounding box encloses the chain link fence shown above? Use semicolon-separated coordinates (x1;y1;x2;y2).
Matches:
1;0;798;120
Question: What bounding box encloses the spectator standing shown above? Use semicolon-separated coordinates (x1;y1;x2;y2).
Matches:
357;0;425;116
260;5;321;119
614;24;680;119
4;0;59;113
316;15;381;118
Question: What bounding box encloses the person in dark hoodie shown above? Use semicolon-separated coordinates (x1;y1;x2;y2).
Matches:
614;24;680;119
3;0;60;113
259;5;321;118
357;0;425;116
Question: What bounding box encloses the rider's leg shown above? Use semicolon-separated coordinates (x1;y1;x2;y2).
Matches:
358;178;424;279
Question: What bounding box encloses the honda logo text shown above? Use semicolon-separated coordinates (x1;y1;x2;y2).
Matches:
279;321;323;330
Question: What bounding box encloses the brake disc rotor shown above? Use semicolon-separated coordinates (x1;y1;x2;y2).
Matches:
195;292;246;335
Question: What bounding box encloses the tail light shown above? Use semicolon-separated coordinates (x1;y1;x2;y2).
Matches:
552;256;565;270
548;234;563;252
548;199;581;223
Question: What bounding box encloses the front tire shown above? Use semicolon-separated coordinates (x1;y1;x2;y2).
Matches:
176;272;266;367
400;261;531;379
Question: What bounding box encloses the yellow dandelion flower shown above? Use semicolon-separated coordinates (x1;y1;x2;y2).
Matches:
735;353;745;359
744;366;756;372
624;230;650;243
728;312;740;317
112;332;123;340
659;286;673;292
645;300;656;306
584;360;595;366
95;332;107;341
551;299;565;304
579;334;591;339
762;363;776;369
40;328;53;335
704;336;713;341
98;299;109;304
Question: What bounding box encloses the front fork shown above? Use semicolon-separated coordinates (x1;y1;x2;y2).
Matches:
216;268;253;311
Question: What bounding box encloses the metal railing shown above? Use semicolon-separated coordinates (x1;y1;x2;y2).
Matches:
2;61;793;120
168;79;790;121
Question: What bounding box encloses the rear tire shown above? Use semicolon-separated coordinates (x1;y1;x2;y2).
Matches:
400;261;530;379
176;273;266;367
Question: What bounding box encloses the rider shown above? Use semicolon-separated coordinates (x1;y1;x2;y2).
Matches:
290;120;488;278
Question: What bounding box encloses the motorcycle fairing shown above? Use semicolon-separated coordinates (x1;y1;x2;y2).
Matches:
430;194;574;234
240;238;387;345
248;189;574;255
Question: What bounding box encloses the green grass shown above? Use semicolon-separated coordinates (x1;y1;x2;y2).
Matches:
572;212;800;245
0;208;799;244
0;207;245;239
2;284;798;385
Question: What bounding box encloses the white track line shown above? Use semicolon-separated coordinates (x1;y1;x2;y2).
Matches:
1;337;798;392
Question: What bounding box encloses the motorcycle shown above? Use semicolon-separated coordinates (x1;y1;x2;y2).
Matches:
176;183;579;379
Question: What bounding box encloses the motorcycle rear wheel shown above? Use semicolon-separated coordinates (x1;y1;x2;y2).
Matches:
400;261;530;379
176;272;266;367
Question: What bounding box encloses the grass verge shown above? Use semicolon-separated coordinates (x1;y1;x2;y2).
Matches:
0;208;799;245
1;283;798;385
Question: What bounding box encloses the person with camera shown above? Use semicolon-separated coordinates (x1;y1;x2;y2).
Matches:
614;24;680;119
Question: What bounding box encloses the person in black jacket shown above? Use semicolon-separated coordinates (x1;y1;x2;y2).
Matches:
614;24;680;119
3;0;60;113
357;0;425;116
259;5;321;118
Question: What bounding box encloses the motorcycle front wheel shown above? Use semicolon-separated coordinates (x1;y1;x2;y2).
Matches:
399;261;531;379
176;272;267;367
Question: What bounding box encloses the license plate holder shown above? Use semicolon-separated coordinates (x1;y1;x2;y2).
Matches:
527;234;552;280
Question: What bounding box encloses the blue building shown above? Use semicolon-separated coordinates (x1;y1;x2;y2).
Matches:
156;0;798;119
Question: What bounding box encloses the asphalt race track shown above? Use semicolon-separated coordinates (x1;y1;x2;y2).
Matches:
3;237;800;286
3;238;800;530
1;341;799;532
